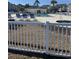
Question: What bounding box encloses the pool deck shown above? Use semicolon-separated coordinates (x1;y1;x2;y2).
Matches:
9;14;71;23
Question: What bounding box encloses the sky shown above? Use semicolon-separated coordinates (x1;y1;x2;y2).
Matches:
8;0;71;5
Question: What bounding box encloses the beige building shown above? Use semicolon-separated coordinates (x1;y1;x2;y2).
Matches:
25;7;47;14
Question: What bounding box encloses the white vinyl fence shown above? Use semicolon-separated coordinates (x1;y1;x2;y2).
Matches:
8;21;71;57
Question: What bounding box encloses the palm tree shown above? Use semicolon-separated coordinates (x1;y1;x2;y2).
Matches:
51;0;57;7
34;0;40;7
48;0;57;13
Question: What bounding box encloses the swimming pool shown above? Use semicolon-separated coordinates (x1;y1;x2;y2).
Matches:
36;14;50;17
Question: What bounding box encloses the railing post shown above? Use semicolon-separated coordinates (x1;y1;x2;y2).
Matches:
45;21;50;54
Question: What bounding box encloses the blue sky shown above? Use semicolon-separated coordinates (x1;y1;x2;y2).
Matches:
8;0;71;5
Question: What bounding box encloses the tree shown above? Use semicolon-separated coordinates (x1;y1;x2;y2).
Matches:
17;4;24;7
19;7;25;12
48;0;58;13
59;4;68;12
8;2;18;12
17;4;25;12
24;4;30;8
51;0;57;7
34;0;40;7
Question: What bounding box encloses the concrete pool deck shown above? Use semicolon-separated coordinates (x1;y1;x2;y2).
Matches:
9;14;71;23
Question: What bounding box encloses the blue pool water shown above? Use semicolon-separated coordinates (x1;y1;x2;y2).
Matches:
36;14;50;17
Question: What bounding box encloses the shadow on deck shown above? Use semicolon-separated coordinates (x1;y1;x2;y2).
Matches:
8;48;71;59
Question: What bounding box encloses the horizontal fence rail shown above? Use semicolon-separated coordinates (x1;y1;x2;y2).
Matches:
8;21;71;57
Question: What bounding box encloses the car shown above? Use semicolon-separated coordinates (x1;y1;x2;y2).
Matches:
30;13;35;18
22;13;28;18
16;13;21;18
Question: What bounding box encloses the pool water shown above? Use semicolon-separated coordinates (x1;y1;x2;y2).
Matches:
36;14;50;17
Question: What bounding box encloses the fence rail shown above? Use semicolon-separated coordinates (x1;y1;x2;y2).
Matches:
8;21;71;57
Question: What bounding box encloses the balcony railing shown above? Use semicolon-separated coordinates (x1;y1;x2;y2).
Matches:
8;21;71;57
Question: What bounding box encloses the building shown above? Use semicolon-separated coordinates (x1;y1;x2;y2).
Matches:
25;7;47;14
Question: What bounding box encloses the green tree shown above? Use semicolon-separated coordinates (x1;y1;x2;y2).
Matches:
24;4;30;8
48;0;57;13
60;4;67;12
34;0;40;7
19;7;25;12
17;4;25;12
51;0;57;7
